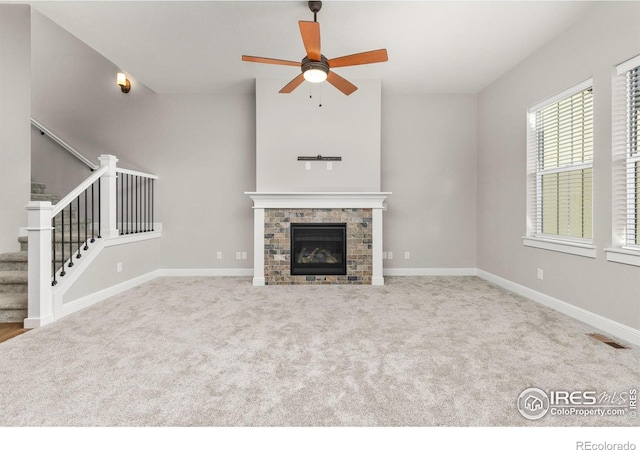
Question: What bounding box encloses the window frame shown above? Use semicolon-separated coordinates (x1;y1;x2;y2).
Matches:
524;78;596;258
606;55;640;267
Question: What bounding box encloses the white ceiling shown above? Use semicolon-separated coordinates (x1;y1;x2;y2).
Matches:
28;0;595;95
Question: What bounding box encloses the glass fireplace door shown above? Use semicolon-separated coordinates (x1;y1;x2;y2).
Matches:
290;223;347;276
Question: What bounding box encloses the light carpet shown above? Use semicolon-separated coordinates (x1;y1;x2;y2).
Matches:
0;276;637;426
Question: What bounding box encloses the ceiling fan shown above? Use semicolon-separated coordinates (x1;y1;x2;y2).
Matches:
242;1;388;96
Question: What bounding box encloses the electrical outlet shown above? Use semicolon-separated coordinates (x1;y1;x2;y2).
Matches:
537;268;544;280
404;251;410;259
241;252;247;260
216;251;222;260
388;251;393;260
326;162;333;171
305;162;311;170
116;262;122;273
383;252;388;260
236;252;242;260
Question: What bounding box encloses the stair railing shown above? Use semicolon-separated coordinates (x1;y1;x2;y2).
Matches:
116;168;157;236
25;155;158;328
49;165;106;286
31;118;99;171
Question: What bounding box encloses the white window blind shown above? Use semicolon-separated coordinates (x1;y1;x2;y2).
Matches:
527;82;593;241
613;57;639;249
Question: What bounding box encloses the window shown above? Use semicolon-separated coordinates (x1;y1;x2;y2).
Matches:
525;79;595;257
607;55;640;266
625;65;639;248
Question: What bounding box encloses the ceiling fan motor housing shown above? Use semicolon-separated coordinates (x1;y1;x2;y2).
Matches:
302;55;329;75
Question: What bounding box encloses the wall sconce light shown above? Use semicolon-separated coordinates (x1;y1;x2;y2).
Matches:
117;72;130;93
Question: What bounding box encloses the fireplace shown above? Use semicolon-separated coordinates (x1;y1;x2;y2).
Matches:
290;223;347;276
246;192;390;285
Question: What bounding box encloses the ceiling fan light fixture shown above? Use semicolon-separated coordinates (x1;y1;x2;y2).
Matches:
301;55;329;83
303;68;328;83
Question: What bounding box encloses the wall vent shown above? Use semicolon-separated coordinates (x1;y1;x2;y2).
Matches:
588;333;629;349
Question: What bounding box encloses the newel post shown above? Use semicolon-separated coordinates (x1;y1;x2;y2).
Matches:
99;154;119;238
24;201;54;328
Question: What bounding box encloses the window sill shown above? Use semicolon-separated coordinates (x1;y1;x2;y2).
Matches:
522;236;597;258
605;248;640;267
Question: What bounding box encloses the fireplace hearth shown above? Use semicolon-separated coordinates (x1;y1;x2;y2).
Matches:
290;223;347;276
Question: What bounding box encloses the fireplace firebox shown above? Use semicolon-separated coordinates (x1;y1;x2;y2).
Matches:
290;223;347;276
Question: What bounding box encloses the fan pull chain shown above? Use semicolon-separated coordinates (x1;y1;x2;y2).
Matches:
307;82;323;107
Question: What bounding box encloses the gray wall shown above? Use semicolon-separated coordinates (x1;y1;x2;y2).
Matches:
256;78;381;192
31;10;160;173
382;94;478;269
477;1;640;330
150;93;256;269
63;238;162;303
0;5;31;253
31;125;91;198
31;11;256;274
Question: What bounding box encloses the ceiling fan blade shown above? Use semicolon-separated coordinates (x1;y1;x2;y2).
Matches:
299;21;321;61
242;55;300;67
328;49;388;68
279;73;306;94
326;71;358;96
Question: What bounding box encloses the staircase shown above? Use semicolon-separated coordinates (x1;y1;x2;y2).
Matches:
0;182;72;324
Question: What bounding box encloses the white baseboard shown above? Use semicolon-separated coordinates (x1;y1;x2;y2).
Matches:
59;268;253;320
60;270;160;319
384;268;478;276
24;314;54;329
477;269;640;347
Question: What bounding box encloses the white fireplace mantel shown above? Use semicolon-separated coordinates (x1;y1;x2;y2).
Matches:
245;192;391;286
246;192;391;209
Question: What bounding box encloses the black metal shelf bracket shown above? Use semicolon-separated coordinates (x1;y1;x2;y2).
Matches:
297;155;342;161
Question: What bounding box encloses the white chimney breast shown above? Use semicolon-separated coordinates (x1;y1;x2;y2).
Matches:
255;78;381;192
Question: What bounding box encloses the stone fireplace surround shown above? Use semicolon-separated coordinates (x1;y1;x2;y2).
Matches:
246;192;390;286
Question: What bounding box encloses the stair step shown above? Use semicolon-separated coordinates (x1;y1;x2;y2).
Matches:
0;293;28;323
0;248;90;276
0;252;28;271
0;271;28;294
31;182;46;195
0;252;28;262
31;193;61;203
0;292;28;310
